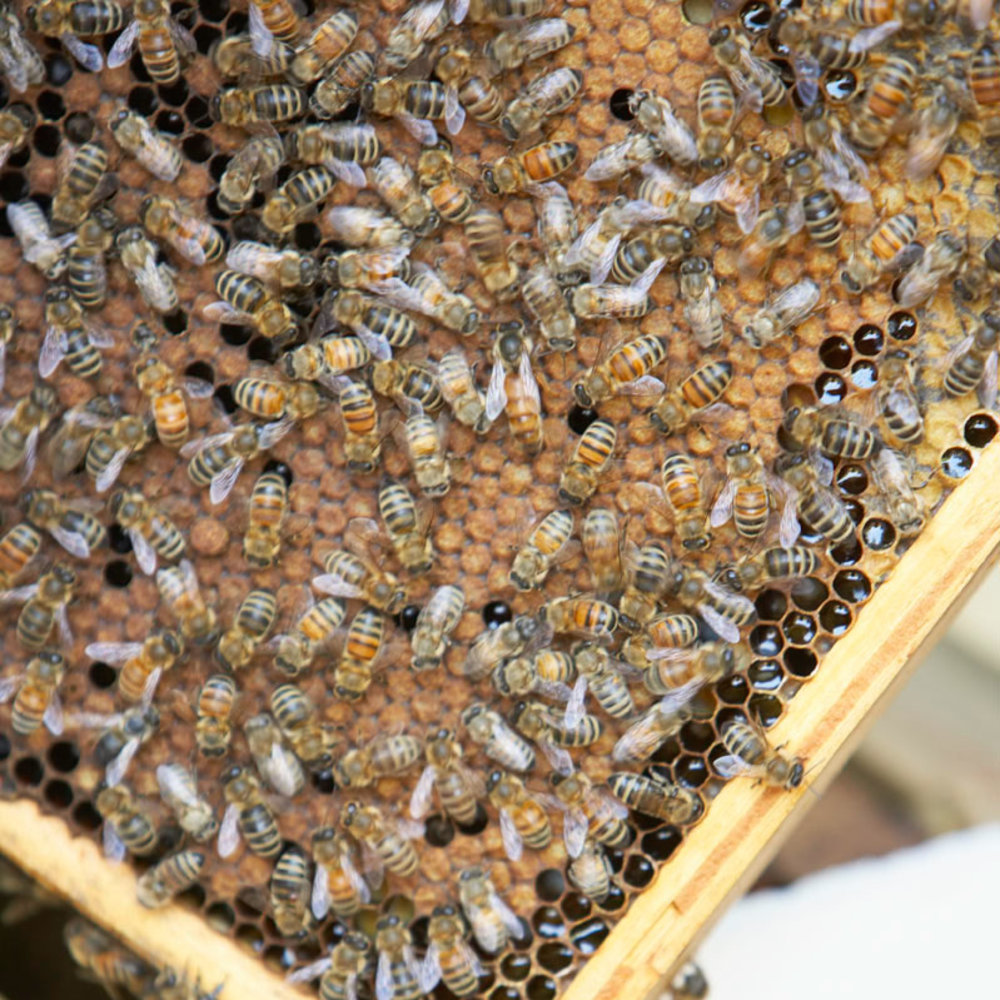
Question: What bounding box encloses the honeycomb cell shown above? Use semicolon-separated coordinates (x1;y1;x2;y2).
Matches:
819;336;851;370
830;535;863;565
608;88;635;120
814;372;848;405
47;741;80;773
104;560;133;588
88;661;117;688
45;55;72;86
0;734;9;762
183;134;214;163
749;624;783;657
782;611;817;645
862;517;896;550
155;110;185;135
740;1;772;33
836;464;868;496
852;324;884;356
673;755;708;788
680;721;715;752
14;756;43;786
791;576;829;611
72;800;102;830
571;917;610;955
32;125;60;156
748;693;783;727
0;171;29;202
849;360;878;390
157;80;189;107
536;942;574;975
819;600;852;635
641;825;682;862
941;447;973;479
748;659;782;691
715;674;749;705
886;311;917;341
755;589;787;621
568;406;599;434
536;869;565;902
824;69;857;102
128;86;158;115
623;854;654;888
833;569;872;604
43;779;72;808
681;0;714;24
206;902;236;932
783;647;818;679
483;601;513;628
532;907;565;940
492;987;523;1000
560;892;591;921
502;953;533;981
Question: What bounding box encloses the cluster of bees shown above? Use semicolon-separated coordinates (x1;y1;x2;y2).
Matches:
0;0;998;996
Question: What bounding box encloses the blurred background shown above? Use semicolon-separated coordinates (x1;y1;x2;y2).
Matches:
0;567;997;1000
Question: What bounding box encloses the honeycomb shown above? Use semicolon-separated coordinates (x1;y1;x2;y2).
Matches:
0;0;998;996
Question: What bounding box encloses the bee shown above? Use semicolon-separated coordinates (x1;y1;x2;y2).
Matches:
273;596;347;677
95;786;158;861
544;597;619;643
570;643;635;719
850;53;917;157
285;123;379;189
209;270;299;342
139;194;224;266
585;133;661;185
782;149;867;250
618;541;673;632
708;25;786;110
575;333;668;409
501;66;583;140
550;768;629;860
372;915;423;1000
0;650;66;736
45;397;118;480
0;103;34;171
21;487;104;560
483;141;579;196
283;336;372;387
1;564;76;652
642;640;748;698
896;230;964;308
706;443;773;542
410;728;483;823
271;682;335;770
312;49;376;119
51;140;111;234
512;268;574;358
216;134;286;215
492;648;576;700
458;866;526;954
85;628;184;706
411;584;465;670
535;180;578;278
636;163;715;230
64;919;151;996
270;845;311;938
566;197;669;284
570;260;666;320
136;849;205;909
737;204;804;279
378;478;434;574
878;349;924;446
217;588;277;671
0;383;60;478
242;471;288;569
182;420;292;505
559;420;617;507
659;452;710;551
211;32;292;80
743;278;822;348
697;75;738;170
155;763;217;841
906;85;960;180
0;521;42;589
65;212;115;310
85;414;155;493
607;769;704;824
193;673;237;757
839;213;921;293
383;0;450;71
78;702;159;787
723;546;820;593
871;447;925;535
461;702;536;772
716;718;804;790
249;0;303;49
650;360;732;437
310;831;371;921
335;734;423;789
464;614;545;680
628;90;698;168
218;765;282;858
116;227;178;314
967;42;1000;144
416;143;475;223
400;266;479;334
512;698;602;769
362;77;452;143
944;313;999;406
954;236;1000;304
8;201;77;282
212;83;307;126
486;329;543;451
567;838;614;902
233;377;321;426
783;405;878;460
421;906;484;998
484;16;574;71
676;257;725;350
327;380;377;474
434;44;502;129
776;452;856;546
486;770;552;861
369;155;439;236
582;508;625;594
107;488;184;576
244;713;305;797
324;288;418;361
612;224;694;283
156;559;218;645
107;0;195;83
436;349;488;433
288;9;357;85
691;142;771;235
469;0;545;20
38;286;112;380
332;606;387;701
341;802;419;877
464;206;519;300
509;509;574;592
325;205;413;251
0;5;45;92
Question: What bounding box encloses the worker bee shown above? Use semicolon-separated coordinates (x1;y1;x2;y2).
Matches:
485;320;537;423
559;420;617;506
210;31;291;80
136;850;205;909
1;563;76;652
435;348;488;433
492;648;576;701
628;90;698;167
642;640;747;699
578;509;624;594
334;734;423;790
567;838;614;902
570;643;635;720
155;763;217;841
501;66;583;140
218;765;282;858
0;650;66;736
659;452;710;551
486;770;552;861
282;335;372;387
0;383;60;478
464;205;519;299
617;541;673;632
514;266;575;355
332;606;387;701
361;76;451;143
271;682;335;770
944;313;999;406
216;134;286;215
116;227;177;314
372;915;424;1000
314;548;405;618
269;845;311;938
51;140;112;234
691;142;772;235
38;286;111;380
182;420;292;505
416;142;475;223
696;75;738;171
383;0;450;72
967;41;1000;144
323;379;377;472
341;802;419;878
371;360;441;415
193;673;237;757
534;180;578;278
743;278;821;348
248;0;304;51
63;919;151;996
411;584;464;670
107;0;195;83
458;866;526;954
212;83;307;126
677;257;724;350
311;49;376;119
107;488;184;576
21;487;104;560
878;350;924;446
369;155;439;236
849;52;917;157
634;163;713;231
585;133;661;184
0;521;42;590
242;470;288;569
464;614;546;681
321;287;418;361
783;405;878;460
483;141;579;196
84;414;155;494
232;376;321;425
42;397;115;481
776;452;856;546
244;713;304;797
285;123;379;188
509;509;575;592
895;230;964;308
906;85;960;180
0;103;34;171
566;197;670;284
783;148;869;250
737;204;804;279
72;701;160;788
208;270;298;342
64;212;115;311
217;588;277;671
84;628;185;707
575;333;668;409
715;718;804;790
376;478;434;574
309;831;371;921
409;728;483;824
461;702;536;772
549;768;629;861
287;8;357;85
395;265;479;334
420;906;485;997
708;25;786;110
722;546;820;593
273;596;347;677
612;223;694;283
511;699;602;771
433;44;502;130
710;443;774;540
671;565;757;644
139;194;224;266
95;786;158;861
544;597;619;644
156;559;218;645
650;360;732;437
607;769;704;824
484;16;574;72
870;447;925;535
5;201;74;280
0;5;45;92
571;260;665;320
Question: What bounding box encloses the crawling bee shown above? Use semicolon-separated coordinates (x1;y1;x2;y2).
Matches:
0;104;34;171
311;50;375;118
501;66;583;140
22;487;105;560
715;719;804;790
0;650;66;736
691;142;772;234
39;286;113;380
710;443;774;540
742;278;821;348
487;770;552;861
650;361;732;436
244;714;304;797
95;785;158;861
216;134;285;215
1;564;76;652
107;0;196;84
155;763;217;841
628;90;698;167
679;257;724;350
708;25;786;111
608;769;704;824
156;560;218;645
575;333;669;408
334;734;423;789
0;383;61;479
6;200;75;279
895;230;964;308
422;905;485;997
461;702;536;772
484;16;574;72
458;866;526;954
559;419;617;506
108;488;185;576
411;584;465;670
116;227;177;314
483;141;579;194
776;453;856;546
139;194;224;266
509;509;575;592
464;615;546;681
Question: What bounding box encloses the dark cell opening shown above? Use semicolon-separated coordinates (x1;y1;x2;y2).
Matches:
185;361;214;384
833;569;872;603
423;814;454;847
537;943;574;974
491;988;522;1000
941;447;972;479
247;336;278;363
749;693;784;728
862;517;896;550
887;311;917;341
965;413;998;448
782;611;817;645
32;124;60;157
819;600;852;635
740;0;772;32
163;310;188;336
850;360;878;389
108;523;133;554
675;755;708;788
220;323;252;346
205;902;235;930
294;222;322;250
750;624;783;657
623;854;654;887
310;769;335;794
715;674;749;705
44;779;73;808
791;576;828;611
129;50;152;83
680;721;716;752
394;604;420;632
104;560;133;587
47;741;80;773
155;110;185;135
213;383;238;415
853;324;884;356
263;459;294;487
819;335;851;370
0;733;10;761
231;212;261;240
209;153;231;182
158;79;189;107
14;756;43;786
183;134;213;163
46;55;72;87
830;535;863;565
36;90;65;121
535;868;565;902
455;802;489;835
128;86;158;116
8;145;30;169
0;171;28;202
560;891;591;921
89;661;117;688
748;659;782;690
483;600;512;628
64;112;94;144
568;405;598;434
532;906;565;939
814;372;847;405
824;70;857;102
783;647;818;678
571;917;609;954
755;588;787;621
199;0;230;19
194;23;222;54
836;464;868;495
609;88;635;121
186;95;213;129
501;954;533;982
72;800;102;830
642;825;682;861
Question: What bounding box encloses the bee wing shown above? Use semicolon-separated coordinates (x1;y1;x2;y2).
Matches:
563;676;588;729
39;326;66;379
309;865;330;921
398;113;439;146
267;743;301;798
632;257;667;295
210;457;243;505
418;943;443;994
0;584;38;605
95;447;129;493
106;21;139;68
156;763;197;806
518;342;540;403
288;955;332;985
499;808;524;862
0;340;6;393
493;892;526;941
217;803;241;858
450;0;470;23
710;477;737;528
44;692;64;736
848;21;900;52
0;44;28;93
259;418;294;450
84;642;144;664
248;2;277;57
181;376;214;400
978;350;998;409
689;169;732;206
563;806;589;859
203;300;252;323
21;425;40;482
735;187;760;235
778;485;802;547
696;603;741;644
823;170;871;206
103;821;127;863
445;86;466;136
56;605;73;647
791;52;820;108
342;847;372;901
409;764;437;819
172;235;208;266
311;574;364;600
141;666;163;706
485;357;508;422
618;375;665;397
375;951;395;1000
106;738;140;787
590;233;622;285
585;144;626;182
0;677;18;703
355;323;392;361
326;158;368;188
62;35;104;73
50;524;92;560
713;754;754;779
541;740;574;776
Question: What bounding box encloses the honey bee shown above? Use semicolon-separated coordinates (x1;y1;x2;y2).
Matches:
776;452;856;546
544;597;619;644
550;768;630;860
309;831;371;920
534;180;578;278
708;25;786;110
433;44;502;130
211;32;292;81
233;376;321;425
464;205;519;299
590;137;664;193
116;227;178;314
878;349;924;446
74;701;159;787
0;383;60;478
642;640;747;698
659;452;710;550
193;673;237;757
0;521;42;590
559;420;617;506
411;584;465;670
567;838;614;902
218;764;282;858
696;75;738;171
244;713;305;797
285;123;379;188
243;470;288;569
21;487;104;559
314;548;405;615
461;702;536;772
612;223;694;283
716;718;804;790
85;628;184;706
270;844;311;938
737;204;804;279
392;265;479;334
967;41;1000;144
492;648;576;701
369;155;439;236
335;734;423;789
271;681;335;770
566;197;670;284
501;66;583;140
1;563;76;651
509;509;574;592
65;212;115;311
332;606;387;701
870;447;925;535
330;378;380;468
383;0;450;72
783;405;878;460
378;478;434;574
212;83;307;126
341;802;419;878
0;5;45;92
458;866;526;954
96;785;158;861
136;850;205;909
436;348;488;433
691;142;772;235
155;763;217;841
323;287;418;361
906;85;960;180
409;728;483;823
575;333;668;409
108;488;185;576
0;103;34;170
954;236;1000;304
484;323;536;424
576;510;623;595
288;9;357;85
85;414;155;494
483;141;579;196
273;596;347;677
722;546;820;593
416;143;475;223
156;559;218;645
469;0;545;20
6;200;75;279
64;918;151;995
636;163;715;230
743;278;821;348
617;541;672;632
326;205;413;252
628;89;698;168
486;770;552;861
570;643;635;720
484;16;574;71
248;0;303;51
107;0;195;83
38;286;112;380
139;194;224;266
944;313;999;406
849;52;917;157
282;335;372;387
210;269;299;341
710;443;774;540
896;229;964;308
464;614;546;681
311;50;376;119
373;914;423;1000
0;650;66;736
651;360;732;437
182;420;292;505
361;77;451;144
784;148;869;249
676;257;724;349
512;698;601;770
216;134;285;215
43;397;116;478
672;565;756;644
217;588;277;670
607;769;704;824
420;906;484;997
51;140;112;233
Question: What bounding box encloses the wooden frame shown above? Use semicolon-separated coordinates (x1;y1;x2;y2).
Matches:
1;441;998;998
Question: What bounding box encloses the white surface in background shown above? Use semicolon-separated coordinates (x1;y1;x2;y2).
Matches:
696;824;1000;999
